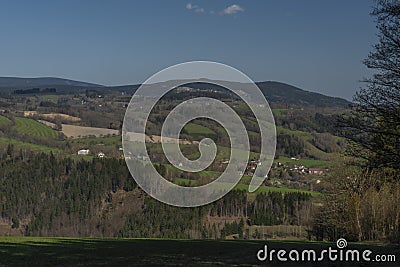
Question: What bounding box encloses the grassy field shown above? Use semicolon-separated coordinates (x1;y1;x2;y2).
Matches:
14;117;58;138
271;108;287;116
71;135;121;146
234;183;321;196
40;94;60;101
0;137;61;152
175;177;321;196
0;115;11;126
183;123;217;139
0;237;397;266
276;126;313;140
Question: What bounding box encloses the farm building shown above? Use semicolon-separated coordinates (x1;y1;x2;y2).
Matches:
77;149;90;155
97;152;105;158
308;168;325;175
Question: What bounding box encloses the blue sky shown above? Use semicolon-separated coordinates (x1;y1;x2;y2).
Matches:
0;1;377;99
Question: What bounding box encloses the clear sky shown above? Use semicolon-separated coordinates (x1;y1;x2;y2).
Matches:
0;0;377;100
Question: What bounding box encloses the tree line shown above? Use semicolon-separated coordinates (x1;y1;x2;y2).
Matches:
0;150;313;239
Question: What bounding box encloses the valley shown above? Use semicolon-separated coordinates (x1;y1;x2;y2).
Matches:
0;81;348;241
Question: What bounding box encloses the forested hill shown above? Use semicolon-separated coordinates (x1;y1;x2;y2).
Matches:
256;81;351;107
0;77;101;88
0;77;351;107
180;81;350;107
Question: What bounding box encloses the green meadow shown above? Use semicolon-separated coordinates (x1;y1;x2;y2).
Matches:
0;115;11;126
14;117;57;139
0;137;61;152
183;123;217;139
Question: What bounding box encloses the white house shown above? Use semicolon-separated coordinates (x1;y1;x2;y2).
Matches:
77;149;90;155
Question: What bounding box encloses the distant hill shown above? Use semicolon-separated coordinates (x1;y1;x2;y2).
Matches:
0;76;350;107
256;81;351;107
0;77;101;88
181;80;351;107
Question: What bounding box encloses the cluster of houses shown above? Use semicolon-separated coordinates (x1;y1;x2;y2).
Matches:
245;158;262;176
218;157;327;177
123;151;150;161
288;164;325;175
243;159;327;176
271;160;327;175
126;155;150;161
77;149;105;158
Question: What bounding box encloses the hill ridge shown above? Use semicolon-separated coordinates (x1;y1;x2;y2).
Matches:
0;77;102;88
0;77;350;107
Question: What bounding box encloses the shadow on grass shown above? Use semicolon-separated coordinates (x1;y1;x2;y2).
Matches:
0;237;398;266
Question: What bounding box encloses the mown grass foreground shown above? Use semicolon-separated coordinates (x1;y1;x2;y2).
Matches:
0;237;398;266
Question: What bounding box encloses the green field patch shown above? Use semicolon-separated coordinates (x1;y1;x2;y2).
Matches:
304;142;333;160
40;94;60;101
271;108;286;116
0;137;61;152
198;170;220;178
277;125;312;140
14;117;58;139
174;177;321;196
234;183;322;196
183;123;217;139
0;115;11;126
71;135;121;146
231;102;248;110
175;178;198;186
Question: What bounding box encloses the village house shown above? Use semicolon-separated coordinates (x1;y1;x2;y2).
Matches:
308;168;325;175
77;149;90;155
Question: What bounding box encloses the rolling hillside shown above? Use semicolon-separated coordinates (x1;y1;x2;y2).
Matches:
256;81;351;107
0;77;350;107
181;81;351;107
0;77;101;88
